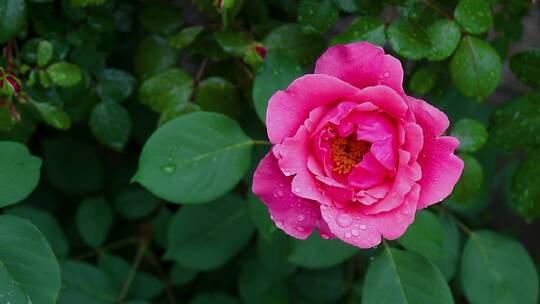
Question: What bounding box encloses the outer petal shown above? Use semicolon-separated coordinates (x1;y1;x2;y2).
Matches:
320;184;420;248
315;42;404;95
266;74;360;144
252;153;320;239
408;97;464;208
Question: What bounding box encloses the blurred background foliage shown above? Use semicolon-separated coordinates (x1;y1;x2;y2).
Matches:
0;0;539;303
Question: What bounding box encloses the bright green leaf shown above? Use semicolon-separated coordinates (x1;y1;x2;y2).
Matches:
511;149;540;220
195;77;241;119
409;66;437;95
263;24;326;65
0;215;61;304
33;101;72;130
138;68;193;113
450;36;501;100
363;247;454;304
455;0;493;34
135;35;179;79
47;62;83;87
37;40;54;67
451;118;489;152
460;231;538;304
170;26;204;49
427;19;461;61
0;0;26;43
135;112;252;204
387;19;432;60
397;210;444;260
449;154;483;203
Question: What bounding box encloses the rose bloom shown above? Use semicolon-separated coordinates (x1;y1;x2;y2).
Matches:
252;42;464;248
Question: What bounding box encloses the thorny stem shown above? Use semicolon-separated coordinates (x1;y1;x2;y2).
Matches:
418;0;454;20
116;240;150;304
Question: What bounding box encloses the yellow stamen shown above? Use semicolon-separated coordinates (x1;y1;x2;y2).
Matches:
331;135;370;174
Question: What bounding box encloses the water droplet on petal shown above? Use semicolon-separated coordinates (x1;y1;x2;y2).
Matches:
359;224;367;230
276;221;284;229
294;187;301;193
383;71;390;78
351;229;359;236
345;232;352;238
297;214;305;222
337;214;353;227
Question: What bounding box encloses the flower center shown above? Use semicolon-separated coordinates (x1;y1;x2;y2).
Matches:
331;135;370;174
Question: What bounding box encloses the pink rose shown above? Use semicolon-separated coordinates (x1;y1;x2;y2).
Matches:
252;42;464;248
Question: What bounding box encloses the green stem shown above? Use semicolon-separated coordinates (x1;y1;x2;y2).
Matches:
75;237;140;260
419;0;453;20
116;240;149;303
251;139;272;146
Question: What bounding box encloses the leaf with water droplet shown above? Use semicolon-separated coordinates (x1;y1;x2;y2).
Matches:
135;112;253;204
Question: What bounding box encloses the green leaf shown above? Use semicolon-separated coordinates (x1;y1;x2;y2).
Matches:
135;112;252;204
76;196;114;247
138;68;193;113
397;210;443;259
263;24;326;65
509;48;540;89
257;233;297;280
0;215;61;304
511;149;540;220
436;212;461;281
0;141;41;207
427;19;461;61
0;0;26;43
490;92;540;149
47;62;83;87
37;40;54;67
409;66;437;95
238;259;289;304
114;187;159;220
96;69;136;103
138;3;183;35
363;247;454;304
292;267;347;302
449;154;483;203
387;19;432;60
450;36;502;100
43;137;104;195
331;16;385;46
195;77;242;119
165;194;255;270
253;51;303;122
298;0;338;34
454;0;493;34
32;102;72;130
451;118;489;152
170;26;204;49
6;206;69;258
460;231;539;304
135;35;179;79
170;263;197;287
214;30;253;57
288;233;357;269
89;101;131;152
58;261;116;304
190;293;240;304
332;0;358;13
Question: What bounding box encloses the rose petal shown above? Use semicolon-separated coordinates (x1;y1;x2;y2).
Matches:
266;74;359;144
315;42;404;95
320;184;420;248
408;97;464;208
252;153;320;239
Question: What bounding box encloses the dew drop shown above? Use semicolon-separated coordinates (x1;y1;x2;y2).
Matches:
162;164;176;174
345;232;352;238
294;187;301;193
297;214;305;222
276;221;284;229
383;71;390;78
351;229;359;236
337;214;353;227
359;224;367;230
